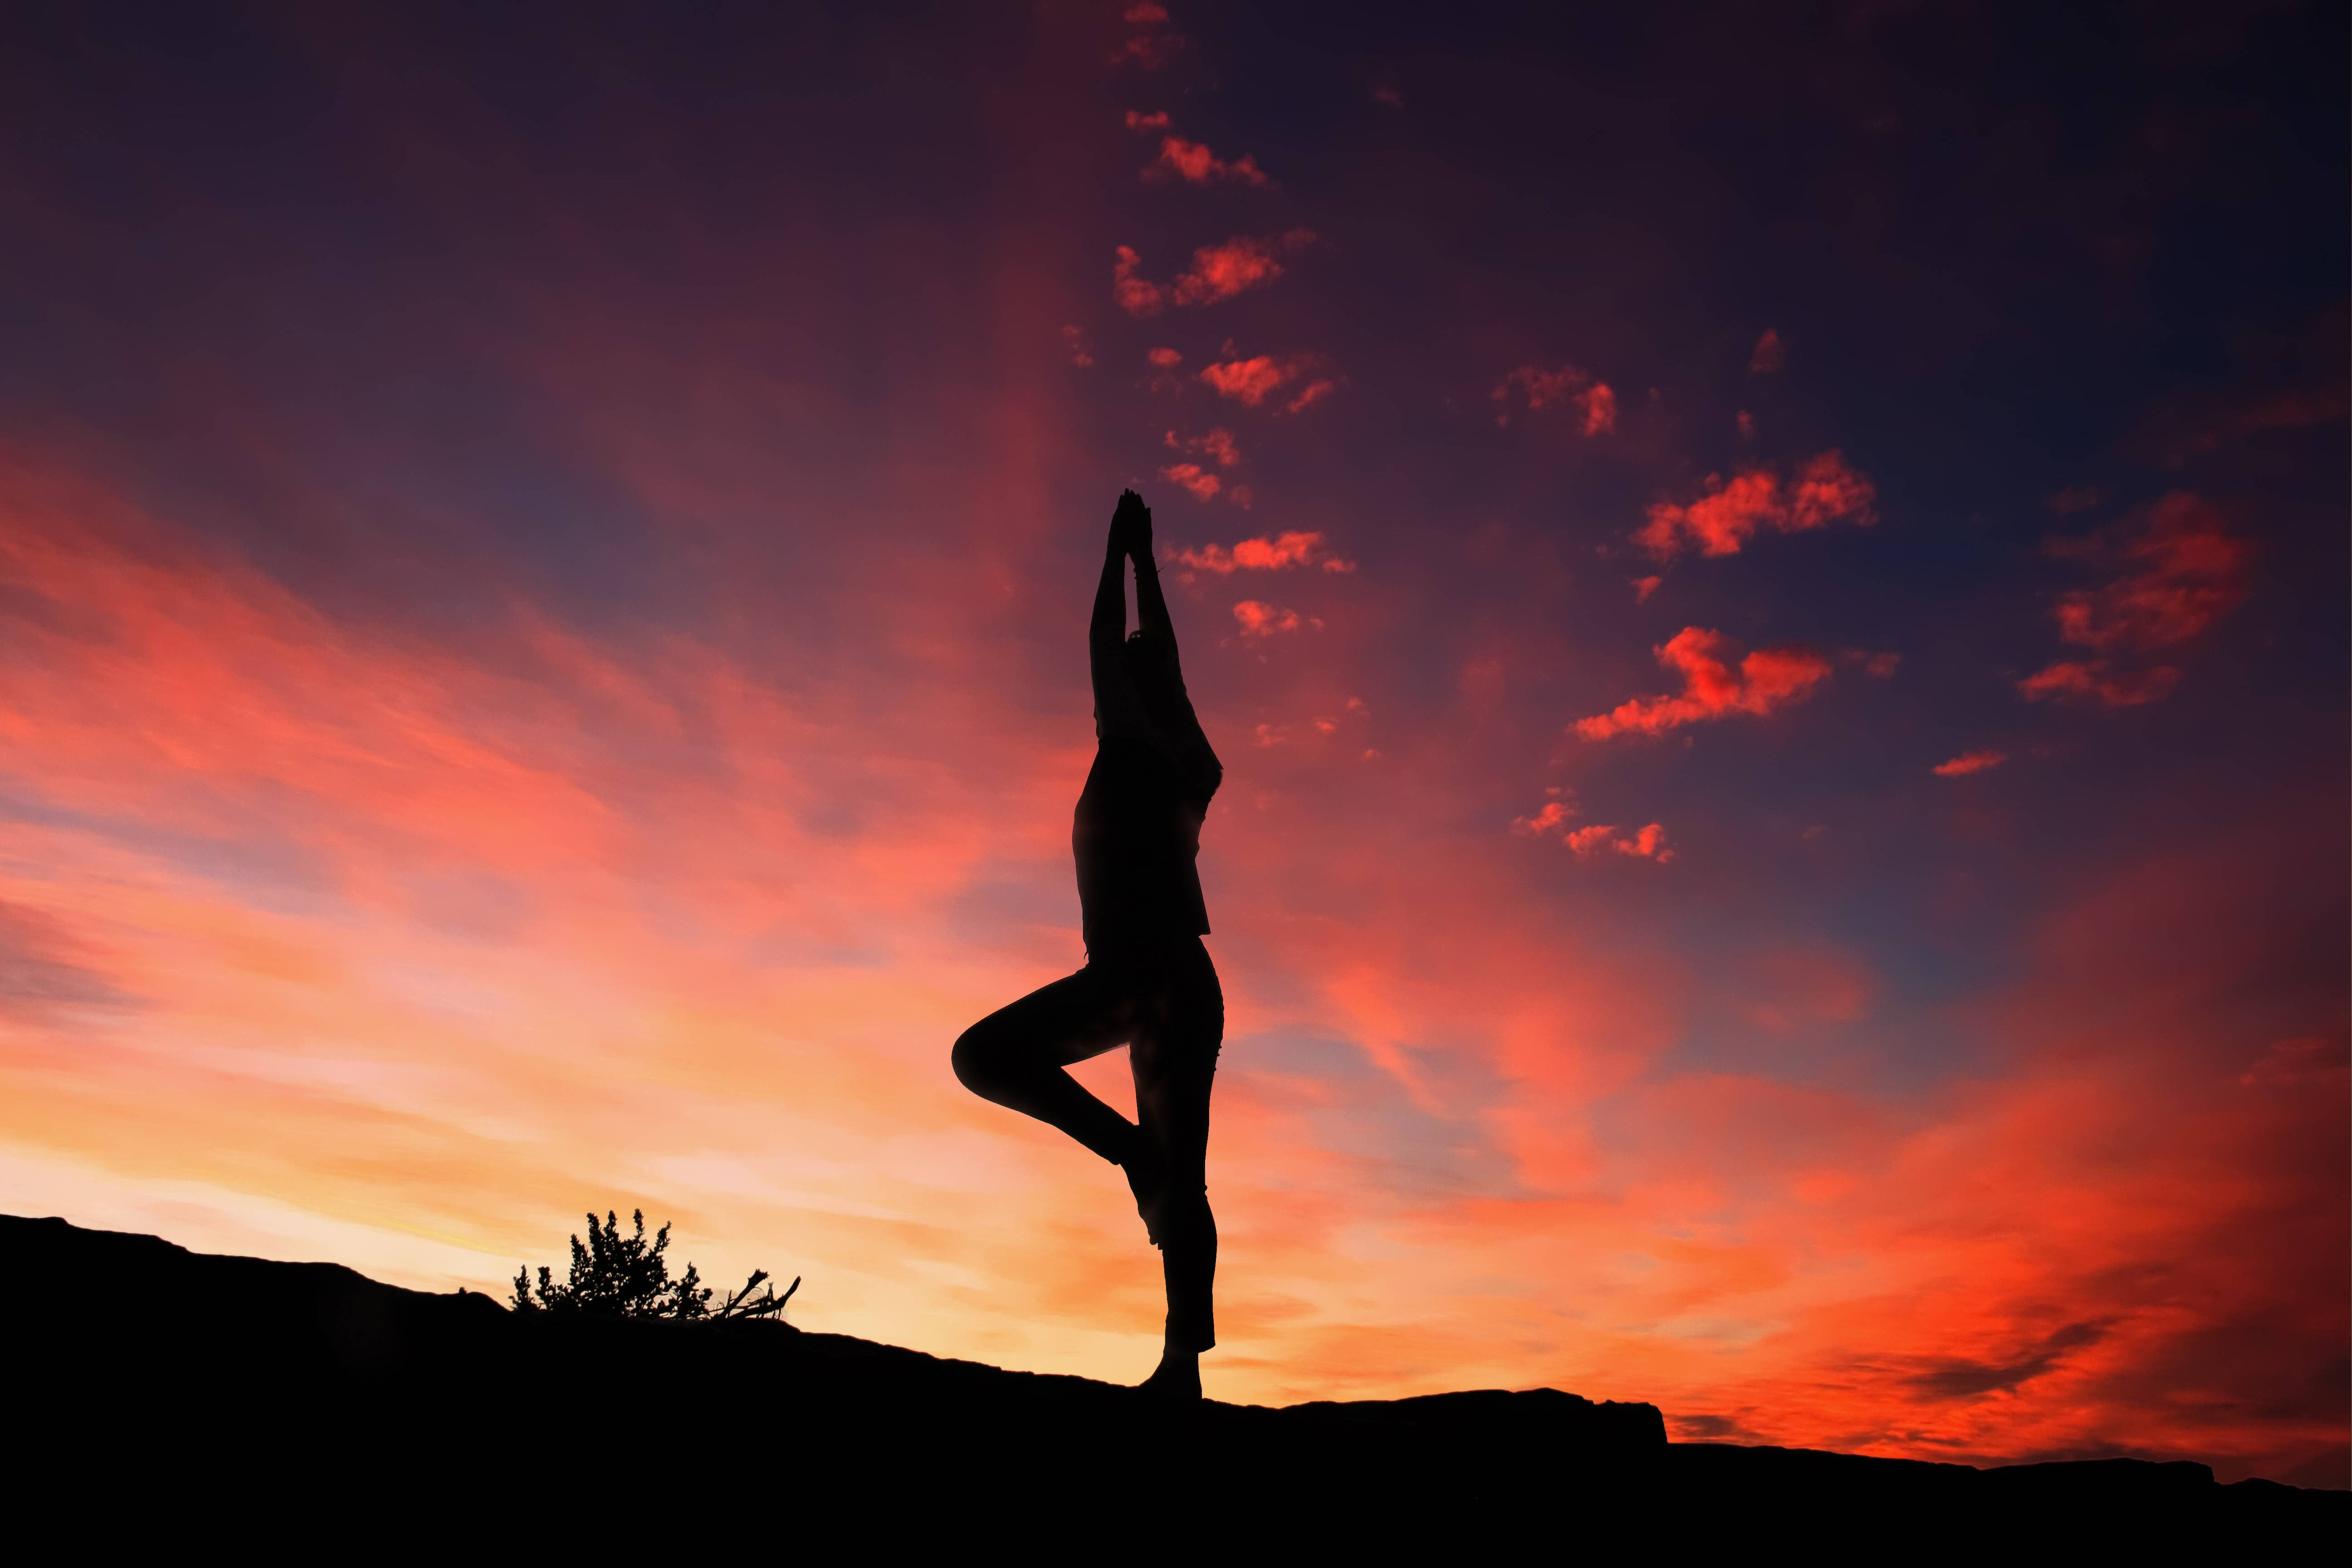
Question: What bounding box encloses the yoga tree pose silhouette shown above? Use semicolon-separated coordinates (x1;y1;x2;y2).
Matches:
953;489;1225;1400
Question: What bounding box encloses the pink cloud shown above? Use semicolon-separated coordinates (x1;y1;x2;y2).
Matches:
2020;493;2249;707
1845;649;1900;679
1580;383;1618;435
2049;494;2249;652
1059;324;1092;368
1171;230;1313;306
1149;136;1274;188
1933;749;2008;777
1112;7;1181;69
1198;353;1329;407
1174;530;1353;575
1513;800;1574;835
1559;822;1674;862
1124;110;1171;132
2019;662;2180;707
1632;576;1663;603
1160;462;1221;502
1112;245;1163;317
1750;328;1785;374
1233;600;1303;637
1576;627;1834;740
1147;346;1182;368
1490;363;1616;434
1200;356;1288;403
1121;233;1312;316
1285;378;1336;414
1166;426;1241;468
1635;451;1877;560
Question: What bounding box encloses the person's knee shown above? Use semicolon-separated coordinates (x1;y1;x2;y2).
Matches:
950;1021;1001;1094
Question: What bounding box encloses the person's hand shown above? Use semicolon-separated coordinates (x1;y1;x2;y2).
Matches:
1113;489;1154;562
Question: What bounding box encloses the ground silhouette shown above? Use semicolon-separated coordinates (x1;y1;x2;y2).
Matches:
7;1214;2337;1548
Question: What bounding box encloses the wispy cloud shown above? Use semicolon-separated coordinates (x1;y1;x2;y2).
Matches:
1491;363;1617;434
1233;599;1309;637
1173;530;1353;575
1749;328;1785;375
1147;136;1274;187
2020;492;2249;707
1160;462;1221;501
1576;627;1833;740
1933;749;2007;777
1197;348;1334;412
1562;822;1673;861
1635;451;1877;561
1115;232;1313;316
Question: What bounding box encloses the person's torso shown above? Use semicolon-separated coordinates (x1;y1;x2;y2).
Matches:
1073;736;1213;945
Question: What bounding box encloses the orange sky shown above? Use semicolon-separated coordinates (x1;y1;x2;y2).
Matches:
0;2;2343;1485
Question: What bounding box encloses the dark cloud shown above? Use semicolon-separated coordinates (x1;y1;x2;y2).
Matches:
0;902;137;1018
1904;1321;2110;1400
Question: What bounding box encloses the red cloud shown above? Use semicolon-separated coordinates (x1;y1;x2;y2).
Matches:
1118;233;1312;316
2018;661;2180;707
1200;355;1289;403
1750;328;1785;374
1561;822;1674;861
1112;5;1181;69
1576;627;1833;740
1632;576;1662;603
1513;799;1574;835
1124;110;1171;132
1200;353;1331;410
1146;346;1182;368
1059;324;1092;368
1175;530;1352;575
1491;363;1616;434
1166;427;1241;467
1160;462;1220;502
1580;383;1618;435
1933;750;2007;777
2020;493;2249;707
1232;600;1303;637
1149;136;1274;188
1112;245;1163;317
1172;230;1313;306
1634;451;1877;560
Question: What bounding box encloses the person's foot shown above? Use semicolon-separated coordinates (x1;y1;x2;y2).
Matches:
1137;1350;1201;1401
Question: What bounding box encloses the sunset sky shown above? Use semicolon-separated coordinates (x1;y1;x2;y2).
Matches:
2;3;2344;1485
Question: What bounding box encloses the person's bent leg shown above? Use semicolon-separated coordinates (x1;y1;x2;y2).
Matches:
952;967;1137;1165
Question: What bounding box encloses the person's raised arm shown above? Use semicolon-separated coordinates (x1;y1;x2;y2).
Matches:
1128;496;1180;660
1124;495;1221;792
1091;492;1149;738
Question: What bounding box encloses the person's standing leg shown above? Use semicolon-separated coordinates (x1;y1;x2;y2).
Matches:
1132;939;1223;1395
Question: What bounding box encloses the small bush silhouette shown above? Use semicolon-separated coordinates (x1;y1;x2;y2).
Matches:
511;1209;798;1322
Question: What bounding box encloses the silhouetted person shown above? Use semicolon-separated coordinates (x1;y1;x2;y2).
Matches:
953;490;1224;1399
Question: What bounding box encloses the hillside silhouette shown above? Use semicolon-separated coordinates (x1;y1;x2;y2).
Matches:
7;1214;2337;1547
